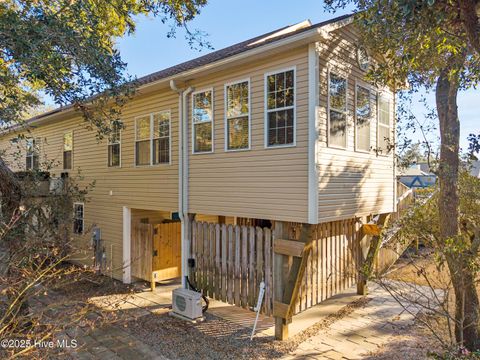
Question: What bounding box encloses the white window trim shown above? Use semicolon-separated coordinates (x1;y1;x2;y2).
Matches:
264;66;297;149
134;111;172;167
192;88;215;154
26;137;40;170
73;202;84;235
152;110;172;165
377;92;392;157
224;78;251;152
63;131;74;171
107;124;122;168
327;69;348;150
354;80;374;153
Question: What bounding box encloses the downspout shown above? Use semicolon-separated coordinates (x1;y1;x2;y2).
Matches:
170;80;194;289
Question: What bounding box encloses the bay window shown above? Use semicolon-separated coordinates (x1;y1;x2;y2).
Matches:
355;84;372;152
328;72;347;148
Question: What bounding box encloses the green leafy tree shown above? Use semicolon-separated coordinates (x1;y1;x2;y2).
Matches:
323;0;480;350
0;0;208;212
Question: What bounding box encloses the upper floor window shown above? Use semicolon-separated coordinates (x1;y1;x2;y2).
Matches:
73;202;84;235
26;138;40;170
135;111;171;166
328;72;347;148
377;96;392;154
355;84;372;152
108;121;121;167
135;115;150;166
63;132;73;170
192;90;213;153
226;80;249;151
153;112;170;164
266;68;295;147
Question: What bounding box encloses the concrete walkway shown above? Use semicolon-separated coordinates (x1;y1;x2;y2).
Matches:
284;282;424;360
54;280;432;359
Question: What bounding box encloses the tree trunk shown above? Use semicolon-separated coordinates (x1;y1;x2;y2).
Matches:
0;155;23;277
436;69;480;350
0;155;22;216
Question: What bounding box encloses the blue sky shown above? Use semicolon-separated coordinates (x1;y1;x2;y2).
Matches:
116;0;478;152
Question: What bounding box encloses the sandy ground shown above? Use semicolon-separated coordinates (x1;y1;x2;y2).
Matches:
368;246;480;359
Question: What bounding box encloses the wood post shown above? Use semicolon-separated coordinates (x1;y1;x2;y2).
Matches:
357;214;390;295
273;221;289;340
273;222;316;340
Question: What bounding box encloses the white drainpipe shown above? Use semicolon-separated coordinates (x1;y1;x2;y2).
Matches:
170;80;194;288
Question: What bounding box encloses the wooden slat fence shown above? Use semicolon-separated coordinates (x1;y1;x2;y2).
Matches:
286;219;359;314
191;219;360;316
131;223;153;282
190;221;274;315
375;181;416;275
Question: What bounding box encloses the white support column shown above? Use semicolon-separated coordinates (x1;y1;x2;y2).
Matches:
308;42;320;224
122;206;131;284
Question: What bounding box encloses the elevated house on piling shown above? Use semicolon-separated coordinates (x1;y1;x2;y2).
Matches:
0;13;400;338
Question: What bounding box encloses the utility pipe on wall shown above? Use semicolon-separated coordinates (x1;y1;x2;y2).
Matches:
170;80;194;289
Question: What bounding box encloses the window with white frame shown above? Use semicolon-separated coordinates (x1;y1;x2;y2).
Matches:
135;112;170;166
226;81;249;150
73;203;84;234
63;132;73;169
377;96;392;154
355;84;371;152
328;72;347;148
108;121;121;167
266;69;295;147
153;112;170;164
26;138;40;170
135;115;151;165
192;90;213;153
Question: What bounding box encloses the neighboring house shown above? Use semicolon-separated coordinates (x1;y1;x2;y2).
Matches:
398;164;436;188
0;14;398;336
470;160;480;178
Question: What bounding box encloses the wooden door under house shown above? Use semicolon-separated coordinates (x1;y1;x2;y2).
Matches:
131;222;181;282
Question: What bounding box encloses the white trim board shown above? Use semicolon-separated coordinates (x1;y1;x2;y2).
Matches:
122;206;131;284
308;43;319;224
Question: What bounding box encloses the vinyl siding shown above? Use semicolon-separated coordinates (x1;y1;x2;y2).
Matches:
316;25;396;222
187;45;310;223
0;90;180;279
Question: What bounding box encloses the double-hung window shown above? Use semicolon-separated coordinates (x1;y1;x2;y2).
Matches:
266;68;295;147
153;112;170;164
135;115;151;165
135;111;171;166
73;203;84;235
108;121;121;167
225;80;249;150
377;96;392;154
63;132;73;170
328;72;348;148
355;84;372;152
26;138;40;170
192;90;213;153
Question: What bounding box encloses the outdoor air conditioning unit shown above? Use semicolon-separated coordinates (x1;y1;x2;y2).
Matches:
171;288;203;321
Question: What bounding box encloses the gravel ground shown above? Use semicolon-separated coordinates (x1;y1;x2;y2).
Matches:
122;297;370;360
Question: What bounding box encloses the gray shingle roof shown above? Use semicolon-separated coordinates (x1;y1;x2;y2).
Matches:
24;13;353;123
135;13;353;86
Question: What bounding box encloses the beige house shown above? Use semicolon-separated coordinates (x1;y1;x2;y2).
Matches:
0;14;396;335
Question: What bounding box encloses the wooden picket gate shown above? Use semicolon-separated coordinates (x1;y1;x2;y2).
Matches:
285;219;359;314
190;222;274;315
190;219;360;316
131;223;154;282
131;222;181;283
